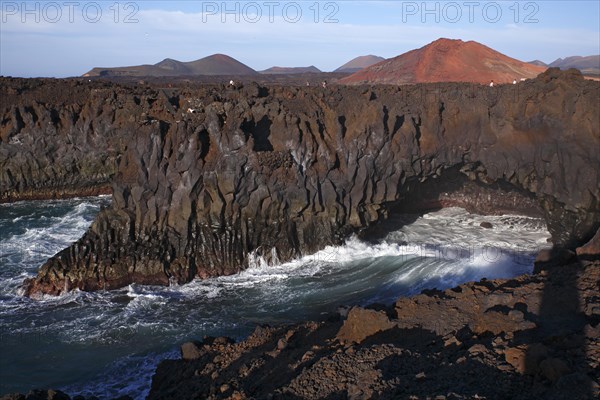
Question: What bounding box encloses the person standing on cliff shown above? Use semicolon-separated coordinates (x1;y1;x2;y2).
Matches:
489;80;494;87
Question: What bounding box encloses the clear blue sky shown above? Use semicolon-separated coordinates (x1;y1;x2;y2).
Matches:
1;1;599;77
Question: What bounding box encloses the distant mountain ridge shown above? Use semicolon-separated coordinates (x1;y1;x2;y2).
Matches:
549;55;599;75
335;55;385;73
84;46;597;80
340;38;546;85
260;66;321;74
528;60;548;67
527;56;599;75
83;54;258;77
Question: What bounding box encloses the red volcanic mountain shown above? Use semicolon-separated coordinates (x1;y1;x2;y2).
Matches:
84;54;258;77
340;38;546;85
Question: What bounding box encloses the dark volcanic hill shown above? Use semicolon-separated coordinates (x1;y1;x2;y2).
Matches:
83;54;258;77
340;38;546;85
334;55;385;73
260;66;321;74
549;55;600;75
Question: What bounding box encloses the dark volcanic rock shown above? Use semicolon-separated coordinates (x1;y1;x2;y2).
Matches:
11;69;600;296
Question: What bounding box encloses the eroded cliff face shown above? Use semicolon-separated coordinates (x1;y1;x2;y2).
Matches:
9;69;598;296
1;79;118;201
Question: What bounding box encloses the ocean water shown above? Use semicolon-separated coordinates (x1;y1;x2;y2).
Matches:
0;197;551;399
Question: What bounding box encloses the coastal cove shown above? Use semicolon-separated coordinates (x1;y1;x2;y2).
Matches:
1;197;552;398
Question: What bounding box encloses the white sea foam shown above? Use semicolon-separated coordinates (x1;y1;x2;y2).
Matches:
214;207;549;291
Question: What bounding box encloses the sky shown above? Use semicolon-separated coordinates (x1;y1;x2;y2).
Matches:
0;0;599;77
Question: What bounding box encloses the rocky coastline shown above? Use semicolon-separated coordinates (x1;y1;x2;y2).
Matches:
1;69;597;296
0;69;599;399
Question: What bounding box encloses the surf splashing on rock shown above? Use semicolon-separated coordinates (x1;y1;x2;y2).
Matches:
0;199;551;399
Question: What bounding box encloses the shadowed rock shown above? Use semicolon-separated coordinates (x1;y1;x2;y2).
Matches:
336;307;395;344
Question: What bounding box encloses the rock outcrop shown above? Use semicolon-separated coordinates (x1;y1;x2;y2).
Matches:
0;78;185;202
8;68;598;296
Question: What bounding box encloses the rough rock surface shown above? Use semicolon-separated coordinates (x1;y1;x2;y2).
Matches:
336;307;395;344
147;258;600;399
15;68;599;295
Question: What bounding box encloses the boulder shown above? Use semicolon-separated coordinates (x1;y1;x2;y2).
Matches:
503;343;548;375
180;341;203;360
336;307;395;344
